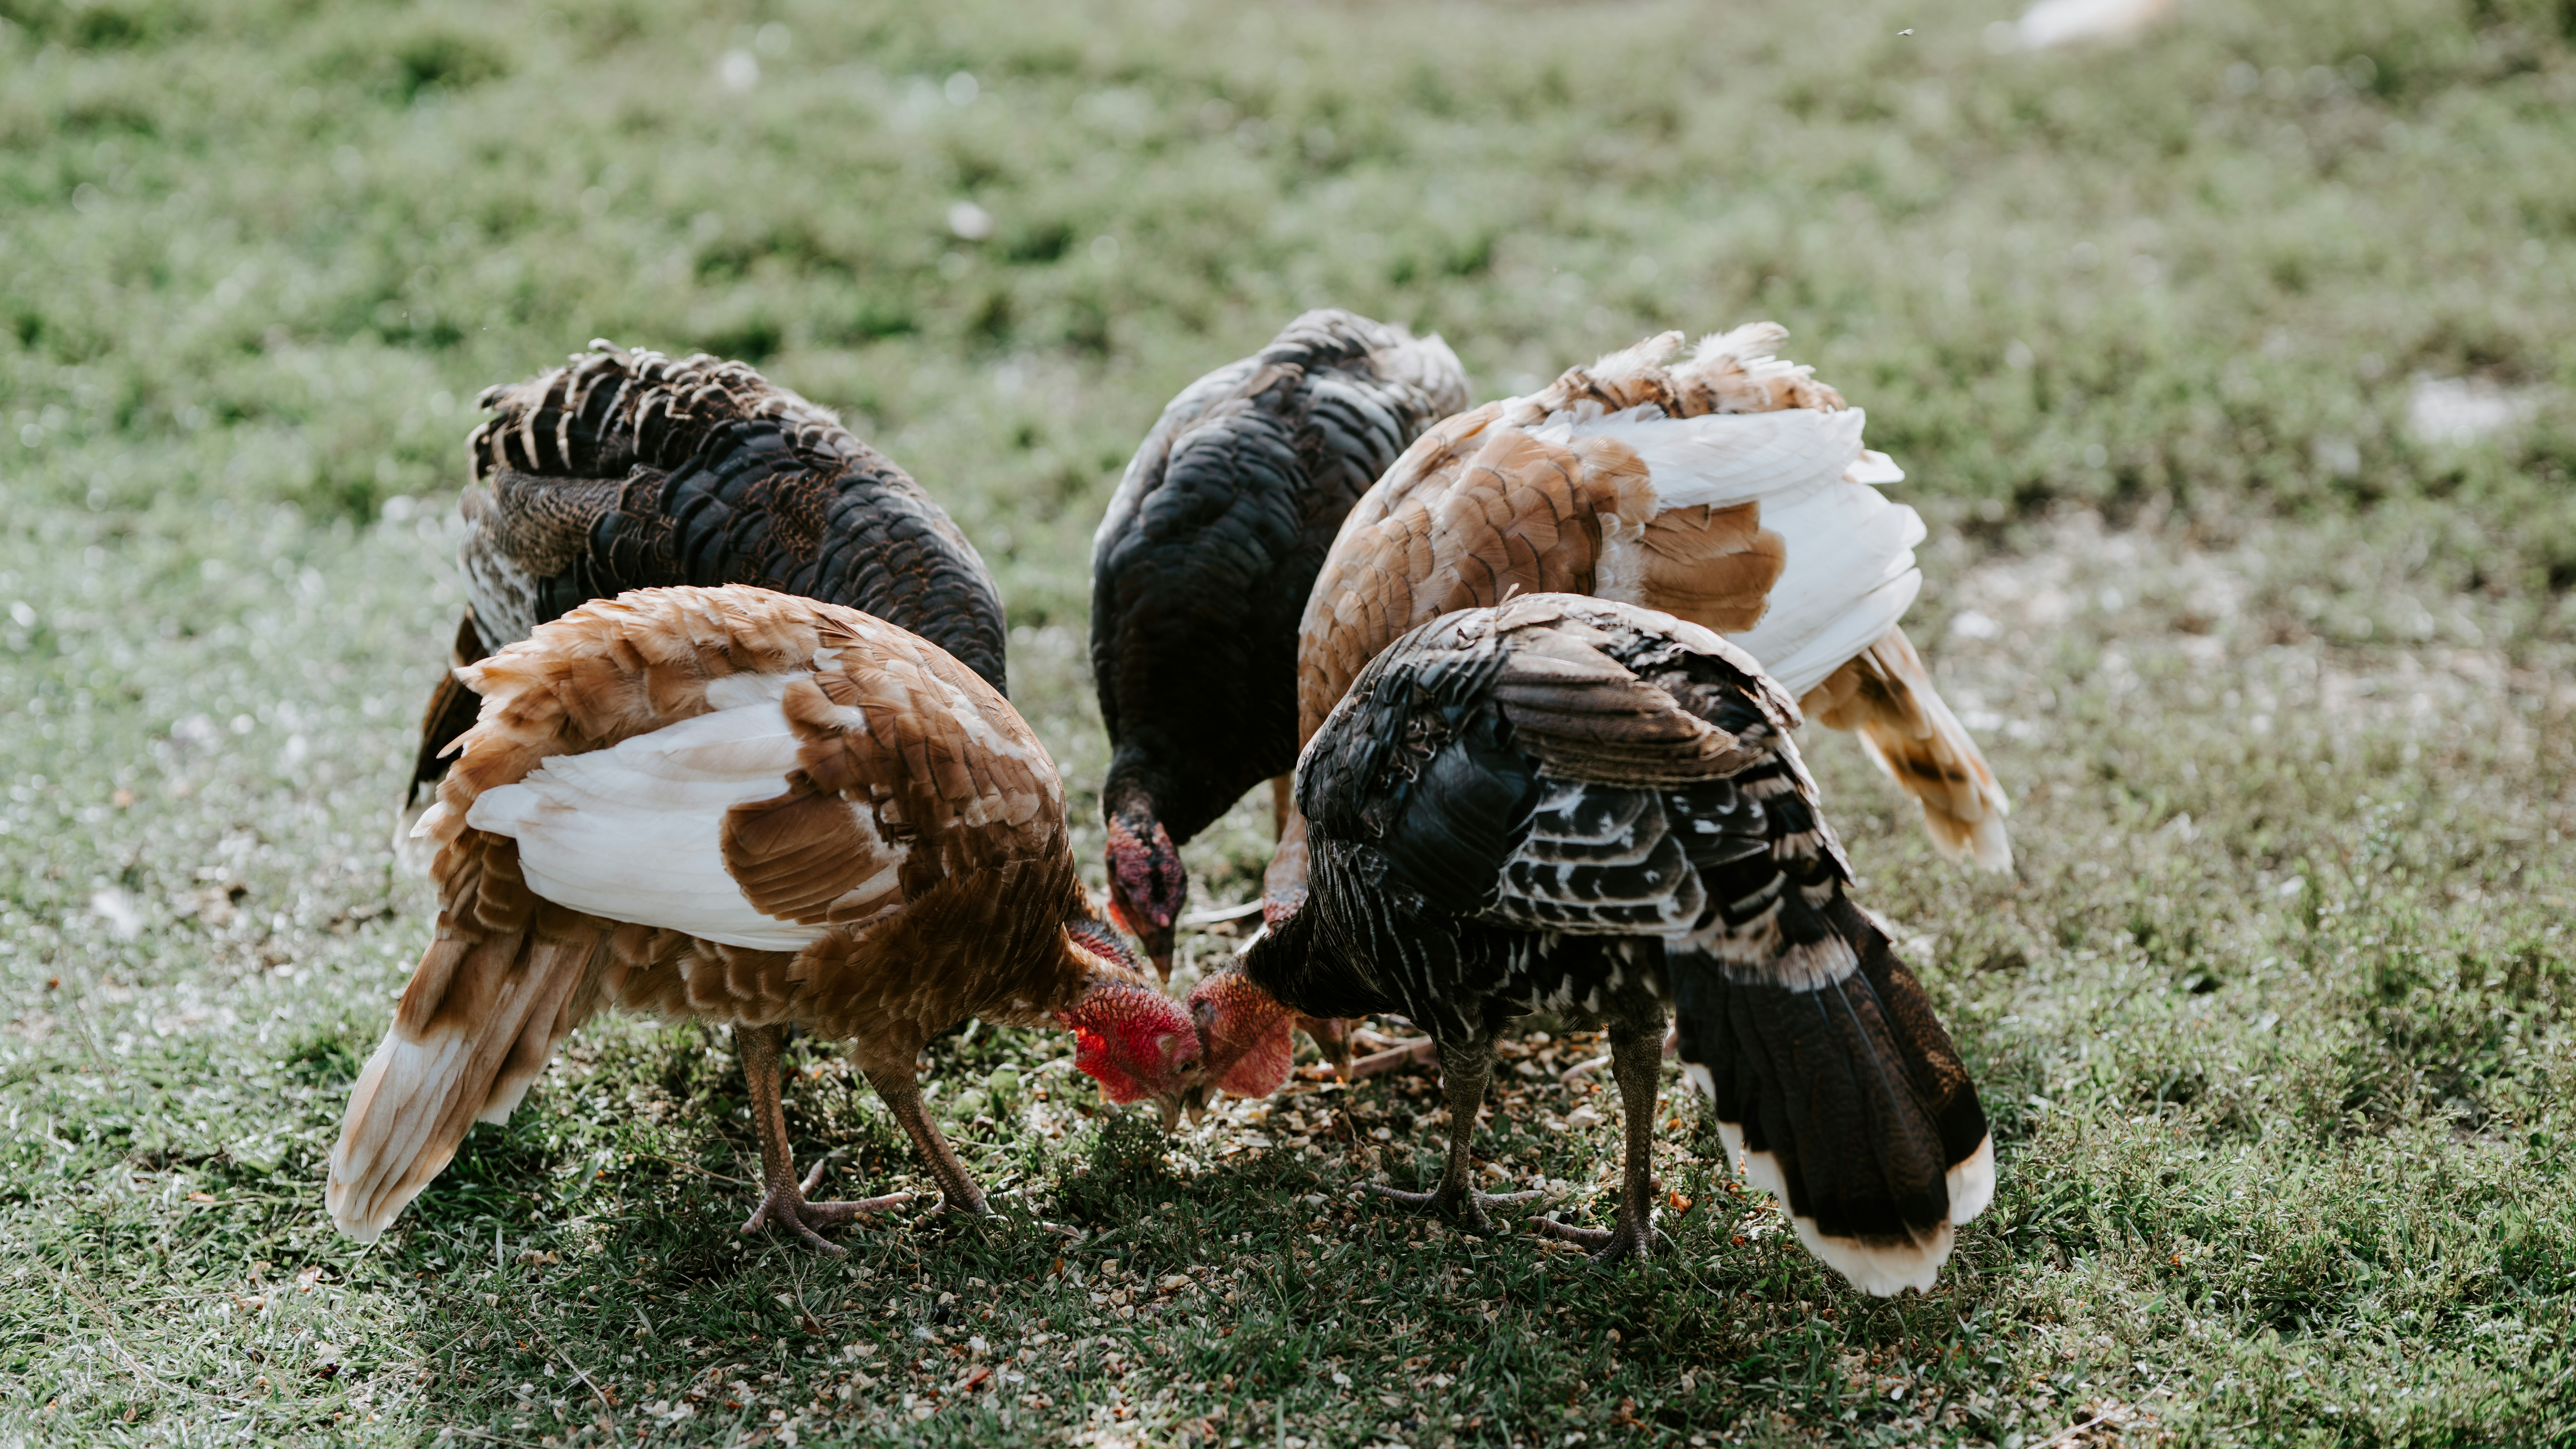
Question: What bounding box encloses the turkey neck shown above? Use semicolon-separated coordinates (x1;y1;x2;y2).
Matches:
1100;752;1225;848
1238;898;1394;1025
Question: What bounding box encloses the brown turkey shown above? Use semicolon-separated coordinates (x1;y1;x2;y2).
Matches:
331;586;1196;1252
400;341;1006;850
1088;310;1466;981
1267;325;2010;923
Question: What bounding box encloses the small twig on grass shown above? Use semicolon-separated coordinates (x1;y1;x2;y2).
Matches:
627;1150;753;1188
2026;1403;2141;1449
1342;1037;1437;1081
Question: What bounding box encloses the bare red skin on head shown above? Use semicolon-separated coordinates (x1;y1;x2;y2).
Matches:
1105;809;1186;970
1060;978;1198;1104
1187;965;1297;1100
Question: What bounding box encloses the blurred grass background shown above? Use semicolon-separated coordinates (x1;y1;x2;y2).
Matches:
4;0;2575;1445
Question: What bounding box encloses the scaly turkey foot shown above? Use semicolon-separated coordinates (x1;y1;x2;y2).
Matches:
1372;1181;1542;1236
926;1192;998;1221
740;1157;915;1254
1535;1212;1663;1268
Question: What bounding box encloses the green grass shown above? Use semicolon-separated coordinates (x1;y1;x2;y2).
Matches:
5;0;2576;1443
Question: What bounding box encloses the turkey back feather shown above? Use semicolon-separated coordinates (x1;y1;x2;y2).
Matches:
461;342;1005;691
1090;309;1467;843
408;342;1007;837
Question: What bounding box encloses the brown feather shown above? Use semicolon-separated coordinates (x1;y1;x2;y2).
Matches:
1805;626;2012;871
1298;419;1616;751
1638;503;1787;634
1487;608;1794;785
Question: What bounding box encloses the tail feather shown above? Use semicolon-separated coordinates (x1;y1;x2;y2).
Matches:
469;340;848;484
1806;626;2012;872
1672;902;1990;1297
396;611;492;876
326;924;603;1244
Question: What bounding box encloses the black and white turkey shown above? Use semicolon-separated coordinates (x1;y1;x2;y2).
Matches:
1184;594;1991;1296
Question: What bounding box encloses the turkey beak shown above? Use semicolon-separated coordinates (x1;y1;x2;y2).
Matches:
1150;950;1174;985
1153;1082;1210;1134
1156;1077;1212;1134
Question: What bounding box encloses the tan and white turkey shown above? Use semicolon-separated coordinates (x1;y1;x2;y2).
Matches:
336;587;1194;1253
1271;325;2010;922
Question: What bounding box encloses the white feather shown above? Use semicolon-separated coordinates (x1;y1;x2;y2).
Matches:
1945;1134;1996;1225
1845;449;1905;486
1715;1121;1959;1297
1735;571;1923;701
1725;485;1925;697
464;689;833;951
1524;404;1925;697
1532;407;1866;511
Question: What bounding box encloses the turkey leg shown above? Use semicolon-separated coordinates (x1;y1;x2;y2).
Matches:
1538;1018;1664;1266
1372;1038;1539;1234
737;1024;915;1253
862;1065;993;1218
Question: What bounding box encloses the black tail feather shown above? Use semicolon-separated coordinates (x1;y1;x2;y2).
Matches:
405;610;489;810
1671;905;1990;1296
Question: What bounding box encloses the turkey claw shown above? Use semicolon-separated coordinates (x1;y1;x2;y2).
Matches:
1372;1183;1540;1235
1536;1213;1662;1268
741;1161;915;1253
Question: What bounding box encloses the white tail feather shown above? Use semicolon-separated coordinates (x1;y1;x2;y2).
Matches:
1946;1135;1996;1226
1717;1122;1961;1298
326;933;596;1244
1536;407;1866;512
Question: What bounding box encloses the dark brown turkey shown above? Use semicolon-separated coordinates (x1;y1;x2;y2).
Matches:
1088;310;1466;981
400;341;1006;843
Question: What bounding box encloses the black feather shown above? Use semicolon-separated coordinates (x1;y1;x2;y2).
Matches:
1088;309;1466;843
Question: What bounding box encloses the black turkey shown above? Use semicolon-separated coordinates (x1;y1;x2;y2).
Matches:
1184;594;1991;1295
400;341;1006;844
1088;309;1466;981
